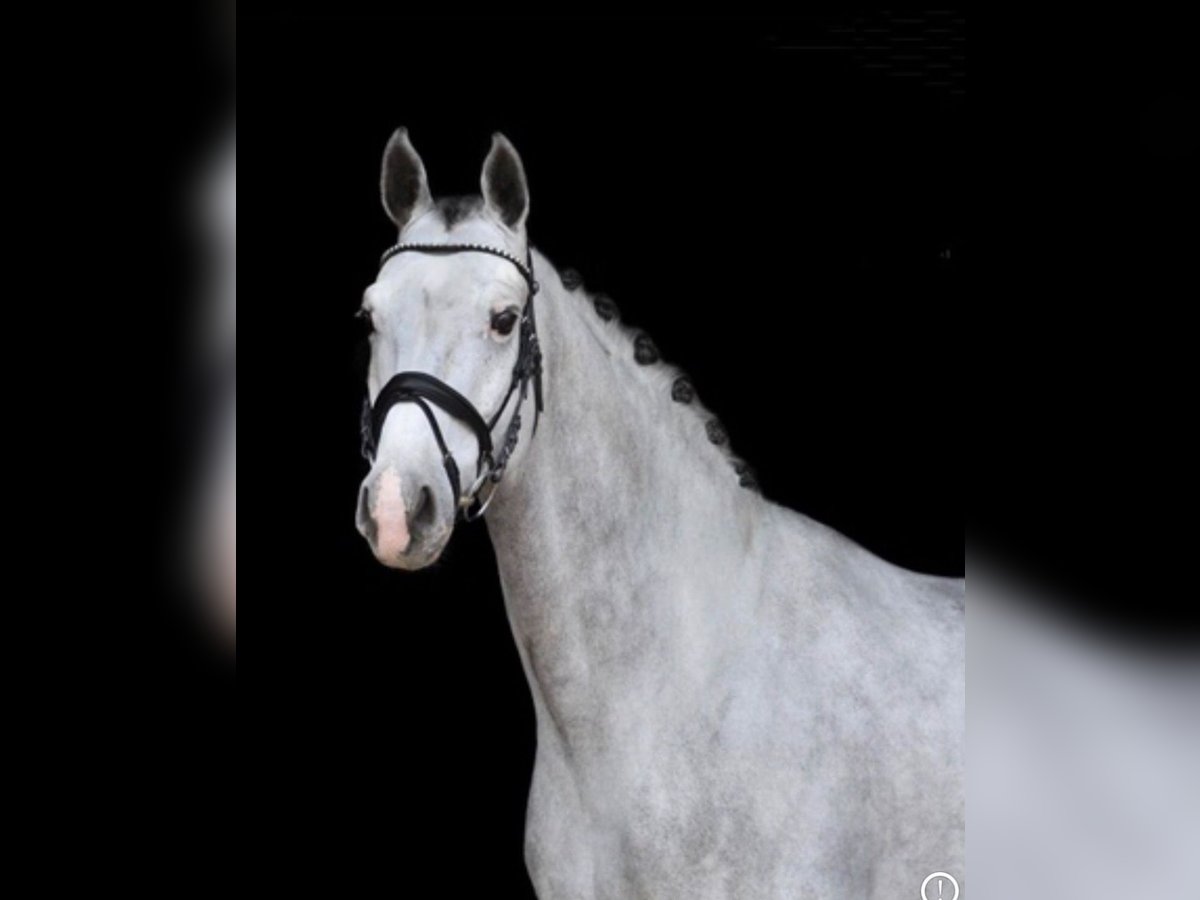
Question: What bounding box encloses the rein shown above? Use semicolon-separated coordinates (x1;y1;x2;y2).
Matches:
359;242;544;521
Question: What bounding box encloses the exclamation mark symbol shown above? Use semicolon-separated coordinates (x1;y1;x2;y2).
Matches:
922;871;958;900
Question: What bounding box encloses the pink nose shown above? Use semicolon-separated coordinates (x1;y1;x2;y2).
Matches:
370;468;410;558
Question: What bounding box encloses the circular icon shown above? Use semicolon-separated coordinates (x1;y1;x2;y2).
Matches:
920;872;959;900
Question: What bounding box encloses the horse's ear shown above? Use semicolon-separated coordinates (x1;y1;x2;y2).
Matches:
481;133;529;231
380;127;432;230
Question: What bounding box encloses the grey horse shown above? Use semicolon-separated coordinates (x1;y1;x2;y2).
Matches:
355;129;964;899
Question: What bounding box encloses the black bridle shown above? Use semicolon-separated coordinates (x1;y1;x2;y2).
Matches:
359;242;544;521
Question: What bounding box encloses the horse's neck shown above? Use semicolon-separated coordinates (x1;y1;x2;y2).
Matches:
485;258;766;745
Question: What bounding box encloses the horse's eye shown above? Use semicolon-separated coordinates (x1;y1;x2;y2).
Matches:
356;307;375;335
491;309;519;336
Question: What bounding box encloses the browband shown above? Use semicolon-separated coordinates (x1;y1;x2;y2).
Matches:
379;241;539;295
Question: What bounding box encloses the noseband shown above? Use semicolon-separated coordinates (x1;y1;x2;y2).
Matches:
359;242;544;521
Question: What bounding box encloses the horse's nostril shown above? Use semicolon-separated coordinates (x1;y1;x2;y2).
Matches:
412;486;435;531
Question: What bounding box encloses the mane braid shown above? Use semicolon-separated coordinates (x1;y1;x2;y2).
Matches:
551;257;759;492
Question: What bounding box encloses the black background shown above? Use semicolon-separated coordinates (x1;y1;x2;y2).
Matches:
239;13;964;895
19;6;1198;890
